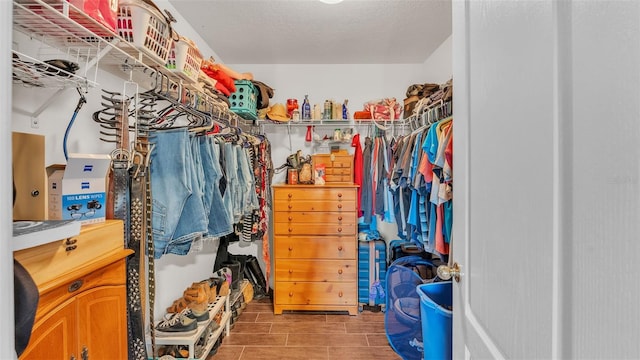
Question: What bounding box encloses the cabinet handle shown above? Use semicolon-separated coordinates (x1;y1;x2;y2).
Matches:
338;269;343;275
338;291;343;297
337;204;342;209
337;193;342;198
81;346;88;360
338;216;343;221
338;245;343;251
288;193;293;198
65;238;77;246
337;227;342;232
68;279;84;293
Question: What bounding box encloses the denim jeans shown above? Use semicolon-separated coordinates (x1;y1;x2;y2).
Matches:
150;128;207;258
222;142;242;224
200;136;233;237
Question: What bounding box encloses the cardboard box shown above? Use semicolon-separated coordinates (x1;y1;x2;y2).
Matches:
48;154;111;225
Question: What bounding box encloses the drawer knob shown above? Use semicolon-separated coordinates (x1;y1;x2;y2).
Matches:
338;227;342;232
288;204;293;209
289;269;293;274
68;279;84;293
288;246;293;251
338;245;343;251
337;204;342;209
337;193;343;198
289;292;294;297
338;291;343;298
288;193;293;198
338;269;343;275
288;216;293;221
288;228;293;233
338;216;343;221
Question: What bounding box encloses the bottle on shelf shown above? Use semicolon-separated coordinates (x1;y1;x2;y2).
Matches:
323;100;332;120
302;95;311;120
342;99;349;120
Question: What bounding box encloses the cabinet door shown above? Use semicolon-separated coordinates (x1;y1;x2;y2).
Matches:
76;286;128;360
19;298;77;360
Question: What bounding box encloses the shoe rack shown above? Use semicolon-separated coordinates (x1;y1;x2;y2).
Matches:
150;267;238;359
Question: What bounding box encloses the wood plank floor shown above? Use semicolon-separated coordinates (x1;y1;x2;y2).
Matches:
208;297;401;360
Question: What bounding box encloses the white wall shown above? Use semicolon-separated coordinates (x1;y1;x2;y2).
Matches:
422;35;452;84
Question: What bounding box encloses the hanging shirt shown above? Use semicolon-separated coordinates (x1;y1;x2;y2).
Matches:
351;134;364;217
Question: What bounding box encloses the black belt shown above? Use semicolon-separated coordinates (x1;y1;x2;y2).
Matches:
113;156;148;360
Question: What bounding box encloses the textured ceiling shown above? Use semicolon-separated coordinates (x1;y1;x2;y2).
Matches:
169;0;452;64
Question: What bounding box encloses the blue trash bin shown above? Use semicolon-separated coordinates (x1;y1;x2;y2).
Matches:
417;281;452;360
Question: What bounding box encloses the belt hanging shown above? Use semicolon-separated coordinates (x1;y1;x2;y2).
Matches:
113;157;147;360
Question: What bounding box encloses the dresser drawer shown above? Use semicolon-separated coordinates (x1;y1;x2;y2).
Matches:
14;220;124;293
275;281;357;306
274;236;356;259
325;174;353;183
273;188;356;202
275;260;356;282
273;211;356;224
273;200;356;212
274;222;356;236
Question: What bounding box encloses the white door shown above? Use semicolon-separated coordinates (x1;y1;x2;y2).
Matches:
451;1;640;359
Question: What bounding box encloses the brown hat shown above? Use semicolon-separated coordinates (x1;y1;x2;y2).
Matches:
266;103;290;122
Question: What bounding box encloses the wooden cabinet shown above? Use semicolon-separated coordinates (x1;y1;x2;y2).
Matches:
312;152;354;183
273;184;358;315
14;220;132;360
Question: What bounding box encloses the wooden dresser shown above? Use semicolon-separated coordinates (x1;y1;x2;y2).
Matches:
14;220;132;360
272;184;358;315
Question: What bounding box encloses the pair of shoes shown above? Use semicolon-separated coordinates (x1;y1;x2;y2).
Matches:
183;307;210;324
155;311;198;336
166;282;211;314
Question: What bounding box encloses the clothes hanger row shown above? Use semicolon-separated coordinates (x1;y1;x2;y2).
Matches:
408;100;453;132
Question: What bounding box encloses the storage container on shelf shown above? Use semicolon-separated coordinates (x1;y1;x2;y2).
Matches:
166;36;203;84
116;0;172;65
229;80;258;120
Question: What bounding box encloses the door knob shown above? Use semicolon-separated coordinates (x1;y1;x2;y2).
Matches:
437;262;461;282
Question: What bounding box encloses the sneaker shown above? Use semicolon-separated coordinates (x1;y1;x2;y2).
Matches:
155;312;197;336
183;307;210;324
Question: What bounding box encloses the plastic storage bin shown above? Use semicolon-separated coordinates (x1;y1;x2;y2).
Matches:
116;0;172;65
229;80;258;120
166;37;202;84
417;281;453;360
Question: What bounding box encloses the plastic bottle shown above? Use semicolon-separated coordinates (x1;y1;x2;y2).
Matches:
302;95;311;120
342;99;349;120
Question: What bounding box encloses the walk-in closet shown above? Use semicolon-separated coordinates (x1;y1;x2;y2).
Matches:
6;1;640;360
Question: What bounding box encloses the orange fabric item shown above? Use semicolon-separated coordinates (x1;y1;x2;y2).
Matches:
201;62;236;93
353;111;372;120
214;81;231;96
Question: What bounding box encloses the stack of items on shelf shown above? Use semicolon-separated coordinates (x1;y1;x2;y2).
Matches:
353;98;403;121
402;79;453;120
